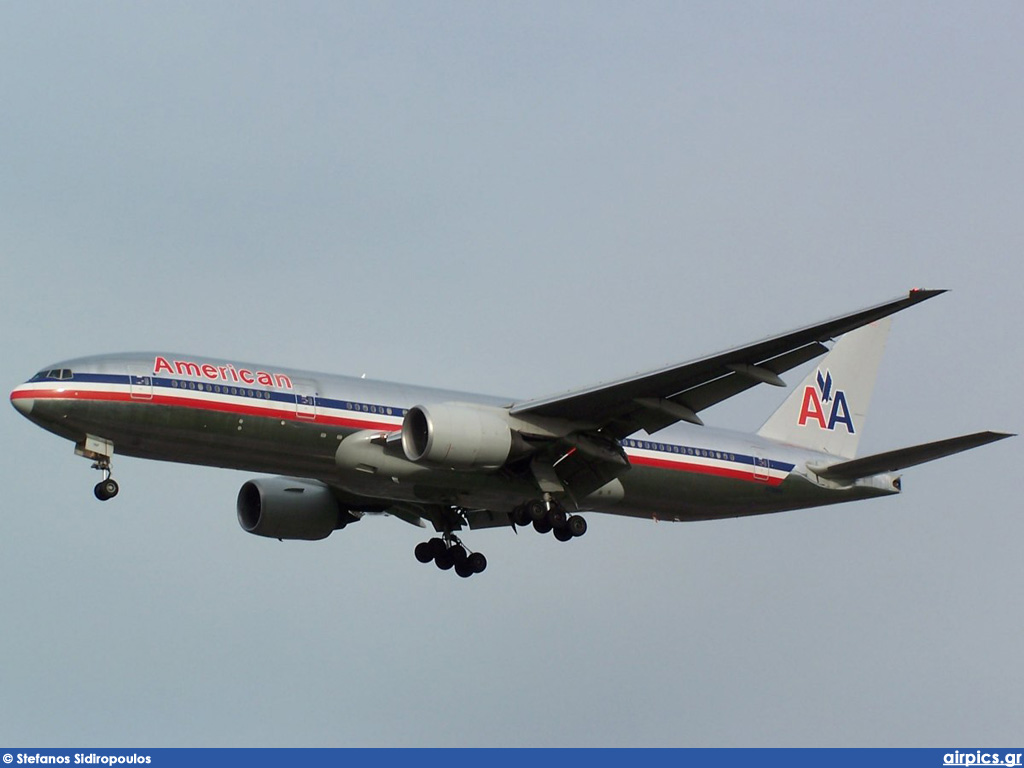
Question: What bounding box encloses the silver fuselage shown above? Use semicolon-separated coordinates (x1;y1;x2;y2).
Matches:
10;352;899;523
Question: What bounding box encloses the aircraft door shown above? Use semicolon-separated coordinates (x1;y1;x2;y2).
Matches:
129;363;154;400
294;377;318;421
752;456;771;482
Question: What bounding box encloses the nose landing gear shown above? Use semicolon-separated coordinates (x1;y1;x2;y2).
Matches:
76;435;119;501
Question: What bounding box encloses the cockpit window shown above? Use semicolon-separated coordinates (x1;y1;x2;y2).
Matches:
31;369;74;381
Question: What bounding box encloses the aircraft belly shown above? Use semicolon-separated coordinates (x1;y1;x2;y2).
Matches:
331;473;535;510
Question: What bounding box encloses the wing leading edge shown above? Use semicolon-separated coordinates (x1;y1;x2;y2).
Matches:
511;289;946;438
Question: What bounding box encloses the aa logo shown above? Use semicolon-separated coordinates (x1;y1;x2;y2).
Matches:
797;369;855;433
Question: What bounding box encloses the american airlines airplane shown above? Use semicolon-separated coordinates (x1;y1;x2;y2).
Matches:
9;289;1012;578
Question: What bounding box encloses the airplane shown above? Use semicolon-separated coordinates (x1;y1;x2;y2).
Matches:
9;289;1013;578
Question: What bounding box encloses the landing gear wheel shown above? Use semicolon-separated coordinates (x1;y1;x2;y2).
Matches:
454;560;474;578
511;505;531;527
449;545;468;565
434;550;455;570
553;527;573;542
527;499;547;522
533;518;552;534
547;508;567;529
427;537;447;559
414;542;435;563
567;515;587;537
467;552;487;574
94;479;119;501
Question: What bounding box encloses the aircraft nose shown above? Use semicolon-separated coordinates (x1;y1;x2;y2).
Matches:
10;389;33;416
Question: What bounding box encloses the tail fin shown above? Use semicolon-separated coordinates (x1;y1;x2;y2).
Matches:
757;318;891;458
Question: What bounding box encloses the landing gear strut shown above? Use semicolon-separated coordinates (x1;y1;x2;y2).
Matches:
414;534;487;578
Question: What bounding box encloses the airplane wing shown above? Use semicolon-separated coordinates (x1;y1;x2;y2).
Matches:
511;289;945;438
810;431;1015;482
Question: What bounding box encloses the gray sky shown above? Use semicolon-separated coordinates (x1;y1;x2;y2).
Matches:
1;1;1021;747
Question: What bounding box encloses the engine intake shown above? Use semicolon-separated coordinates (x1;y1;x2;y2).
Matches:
401;403;519;470
237;477;350;541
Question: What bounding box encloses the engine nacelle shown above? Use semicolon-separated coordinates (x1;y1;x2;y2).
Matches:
237;477;350;541
401;403;517;470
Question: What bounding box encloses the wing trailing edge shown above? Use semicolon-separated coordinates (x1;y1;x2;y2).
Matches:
810;431;1015;482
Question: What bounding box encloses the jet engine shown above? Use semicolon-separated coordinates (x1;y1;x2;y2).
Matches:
237;477;353;541
401;403;525;470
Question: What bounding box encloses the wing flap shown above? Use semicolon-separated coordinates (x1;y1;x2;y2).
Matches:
811;431;1014;481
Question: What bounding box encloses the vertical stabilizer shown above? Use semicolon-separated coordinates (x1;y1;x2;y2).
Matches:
757;318;891;458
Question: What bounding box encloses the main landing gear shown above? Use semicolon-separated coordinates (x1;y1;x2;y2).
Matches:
414;534;487;579
510;499;587;542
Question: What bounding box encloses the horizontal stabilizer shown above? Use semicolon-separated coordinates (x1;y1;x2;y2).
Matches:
812;431;1014;482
